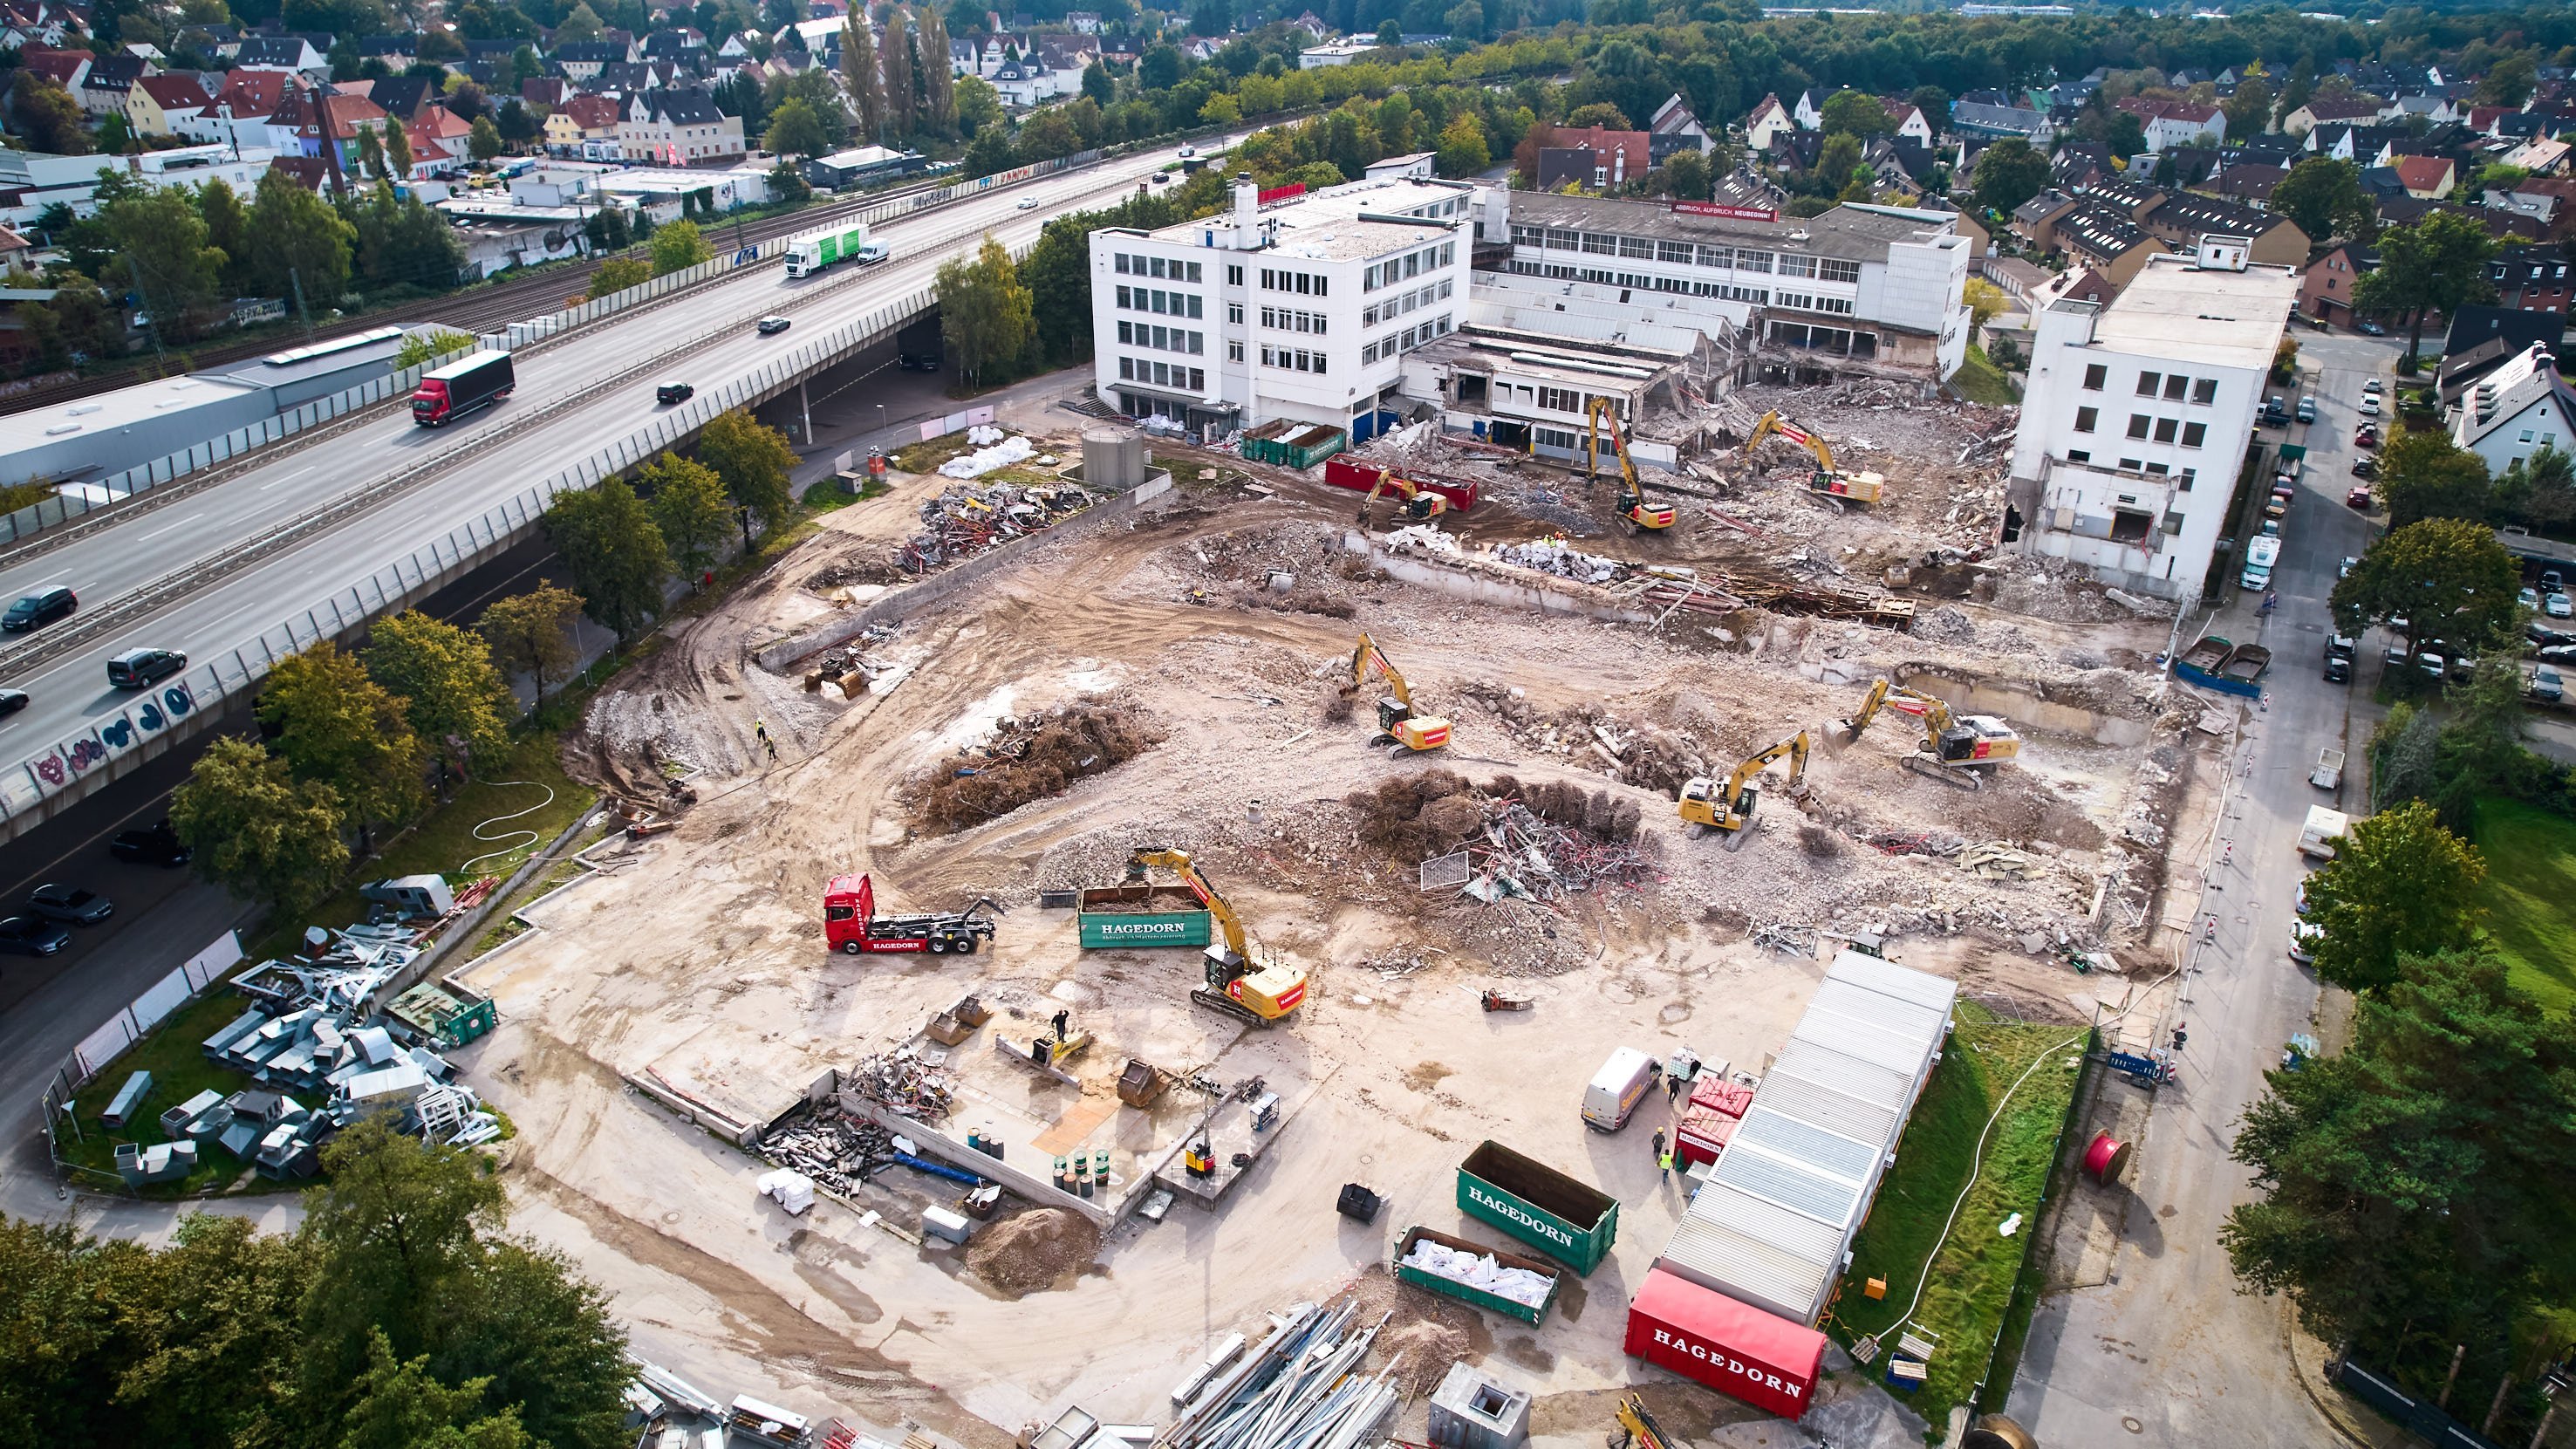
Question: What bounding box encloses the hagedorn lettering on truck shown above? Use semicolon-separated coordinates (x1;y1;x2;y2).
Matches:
822;873;1002;955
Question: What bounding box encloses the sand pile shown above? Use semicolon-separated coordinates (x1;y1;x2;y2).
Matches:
965;1206;1101;1297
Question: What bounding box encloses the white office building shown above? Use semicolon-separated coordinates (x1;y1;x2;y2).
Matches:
1503;193;1974;382
2005;236;2299;599
1087;174;1476;440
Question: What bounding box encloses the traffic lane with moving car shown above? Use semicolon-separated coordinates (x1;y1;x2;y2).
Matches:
0;146;1208;620
0;163;1199;762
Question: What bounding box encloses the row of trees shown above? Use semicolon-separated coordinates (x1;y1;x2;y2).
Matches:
542;408;802;638
0;1123;632;1447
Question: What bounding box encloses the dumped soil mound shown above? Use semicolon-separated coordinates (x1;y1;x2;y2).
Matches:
964;1206;1101;1297
913;703;1164;832
1334;1263;1486;1395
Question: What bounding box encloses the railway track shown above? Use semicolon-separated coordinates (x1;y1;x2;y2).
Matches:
0;175;956;420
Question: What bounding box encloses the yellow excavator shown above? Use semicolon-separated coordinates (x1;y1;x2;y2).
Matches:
1123;847;1307;1027
1611;1394;1674;1449
1677;732;1810;849
1584;398;1676;534
1356;467;1449;527
1340;632;1452;754
1744;410;1884;504
1838;678;2020;789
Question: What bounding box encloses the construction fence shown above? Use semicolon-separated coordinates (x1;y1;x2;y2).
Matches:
65;930;245;1088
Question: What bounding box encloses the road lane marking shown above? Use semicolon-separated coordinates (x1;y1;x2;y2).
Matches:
256;465;318;491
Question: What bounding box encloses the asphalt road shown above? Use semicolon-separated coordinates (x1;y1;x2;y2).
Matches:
0;145;1206;782
2006;331;2398;1446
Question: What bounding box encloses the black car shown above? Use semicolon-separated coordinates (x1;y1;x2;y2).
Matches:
106;647;186;689
0;689;26;720
756;316;791;335
1;585;76;634
656;382;694;406
2324;654;2352;684
110;821;191;866
0;915;71;956
27;884;111;926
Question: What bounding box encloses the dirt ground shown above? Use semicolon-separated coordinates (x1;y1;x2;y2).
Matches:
452;399;2199;1445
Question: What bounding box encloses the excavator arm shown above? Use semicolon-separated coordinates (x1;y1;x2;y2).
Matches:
1124;846;1308;1023
1839;677;1894;742
1745;410;1836;473
1125;847;1247;962
1585;398;1674;532
1341;632;1413;710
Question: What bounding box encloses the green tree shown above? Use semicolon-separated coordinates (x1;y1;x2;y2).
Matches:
476;584;585;704
2375;425;2494;529
198;177;252;292
361;610;516;772
647;216;712;275
495;99;539;148
842;10;884;142
396;328;475;368
2354;210;2500;361
915;6;955;133
338;1330;533;1449
694;407;800;530
468;114;503;161
2224;950;2576;1364
170;736;351;913
2477;51;2538;106
1659;146;1710;200
586;256;652;297
552;0;603;39
1436;113;1490;178
1820;89;1890;136
1199;92;1240;126
2272;156;2374;247
2296;799;2486;994
641;452;734;578
1963;277;2008;337
1081;60;1114;106
257;641;428;839
1018;211;1094;367
1972;136;2048;215
2331;516;2519;652
543;482;669;641
384;117;413;178
955;73;1005;137
881;6;916;133
99;184;224;342
1816;132;1863;192
763;96;832;157
246;167;357;312
2219;73;2272;140
1565;100;1628;128
937;232;1035;390
2491;444;2576;533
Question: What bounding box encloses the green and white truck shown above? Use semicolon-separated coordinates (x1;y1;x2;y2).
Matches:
783;221;890;278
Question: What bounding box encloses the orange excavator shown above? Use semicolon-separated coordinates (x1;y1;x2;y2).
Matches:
1340;632;1452;755
1356;468;1450;527
1585;398;1675;533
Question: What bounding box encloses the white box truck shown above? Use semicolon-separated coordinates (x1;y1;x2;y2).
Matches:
2240;535;2280;591
782;221;889;278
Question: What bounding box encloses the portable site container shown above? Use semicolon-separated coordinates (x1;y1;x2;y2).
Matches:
1240;420;1348;469
1656;953;1958;1329
1624;1266;1828;1420
1674;1102;1739;1166
1075;882;1213;950
1456;1140;1620;1275
1322;455;1481;513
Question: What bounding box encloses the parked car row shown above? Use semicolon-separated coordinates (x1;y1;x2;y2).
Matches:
0;821;188;960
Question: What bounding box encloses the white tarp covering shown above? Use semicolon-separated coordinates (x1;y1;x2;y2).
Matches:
1400;1238;1553;1308
939;431;1037;479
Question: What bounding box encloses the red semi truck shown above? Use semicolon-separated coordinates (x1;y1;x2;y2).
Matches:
410;349;516;426
823;873;1001;955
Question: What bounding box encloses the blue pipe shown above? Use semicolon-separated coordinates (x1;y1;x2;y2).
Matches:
892;1151;987;1186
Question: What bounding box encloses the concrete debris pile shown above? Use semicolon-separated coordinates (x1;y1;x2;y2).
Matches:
937;427;1035;479
1457;796;1655;903
898;479;1094;574
1865;828;1967;857
1958;842;2042;879
1383;523;1461;556
1164;1297;1404;1449
1495;536;1626;584
1397;1238;1554;1309
760;1110;899;1198
843;1048;956;1122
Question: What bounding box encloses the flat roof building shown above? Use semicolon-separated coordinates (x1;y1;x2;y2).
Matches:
2006;238;2299;599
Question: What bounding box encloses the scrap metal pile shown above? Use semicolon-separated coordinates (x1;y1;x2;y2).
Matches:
897;479;1095;574
1163;1298;1404;1449
760;1110;900;1200
1494;536;1627;584
1456;796;1655;904
843;1048;956;1122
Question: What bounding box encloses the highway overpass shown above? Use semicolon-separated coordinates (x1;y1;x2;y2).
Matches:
0;140;1213;840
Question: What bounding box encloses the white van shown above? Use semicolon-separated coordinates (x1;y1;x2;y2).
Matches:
2240;535;2280;591
1581;1047;1660;1131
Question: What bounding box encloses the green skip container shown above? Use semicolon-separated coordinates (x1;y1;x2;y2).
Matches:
1075;883;1212;950
1392;1224;1566;1326
1456;1139;1621;1275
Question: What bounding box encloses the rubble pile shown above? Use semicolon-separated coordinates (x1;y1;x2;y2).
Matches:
759;1109;900;1199
1454;794;1657;904
897;479;1095;575
1495;536;1628;583
912;701;1164;833
842;1049;957;1122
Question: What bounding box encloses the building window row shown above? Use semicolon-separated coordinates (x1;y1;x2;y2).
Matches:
1362;241;1454;291
1261;345;1328;372
1116;285;1202;319
1116;252;1203;283
1260;306;1327;334
1116;321;1204;355
2135;370;2220;405
1117;358;1206;390
1362;279;1450;327
2122;413;2208;447
1358;314;1451;363
1260;266;1328;296
1528;232;1865;287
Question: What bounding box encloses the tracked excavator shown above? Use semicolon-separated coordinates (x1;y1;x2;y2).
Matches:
1340;632;1452;754
1356;468;1449;527
1744;410;1884;504
1677;732;1811;848
1838;678;2020;789
1585;399;1677;534
1122;847;1308;1026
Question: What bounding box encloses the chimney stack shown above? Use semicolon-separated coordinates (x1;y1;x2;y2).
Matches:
1233;172;1261;249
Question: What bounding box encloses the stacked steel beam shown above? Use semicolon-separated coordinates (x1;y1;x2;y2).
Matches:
1162;1300;1404;1449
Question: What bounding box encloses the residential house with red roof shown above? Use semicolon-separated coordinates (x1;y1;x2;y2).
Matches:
405;104;475;173
126;72;211;137
2115;95;2225;152
2393;154;2455;200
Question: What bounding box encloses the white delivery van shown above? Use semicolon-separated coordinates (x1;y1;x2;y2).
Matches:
2241;535;2281;591
1582;1047;1660;1131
